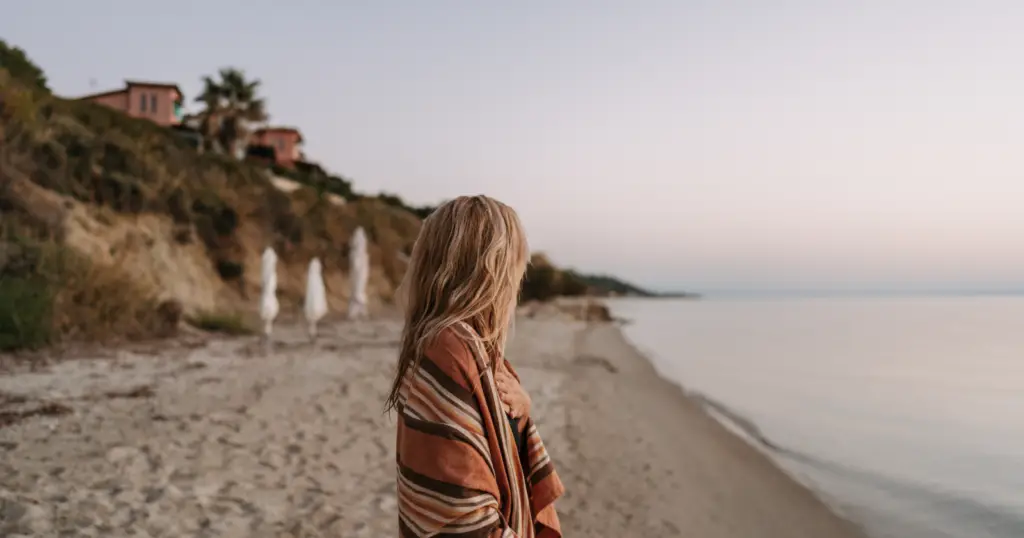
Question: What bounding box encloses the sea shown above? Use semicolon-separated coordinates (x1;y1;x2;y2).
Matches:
608;296;1024;538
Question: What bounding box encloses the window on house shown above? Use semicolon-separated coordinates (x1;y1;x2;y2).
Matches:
150;94;157;114
140;94;147;113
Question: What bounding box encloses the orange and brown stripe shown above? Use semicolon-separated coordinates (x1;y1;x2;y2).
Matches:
396;325;564;537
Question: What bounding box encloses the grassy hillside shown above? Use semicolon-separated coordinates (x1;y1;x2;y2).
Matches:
0;67;422;349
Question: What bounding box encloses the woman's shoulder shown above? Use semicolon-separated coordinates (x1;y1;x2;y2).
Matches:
422;326;485;383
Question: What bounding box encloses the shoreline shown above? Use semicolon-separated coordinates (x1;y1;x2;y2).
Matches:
606;320;870;535
506;317;868;537
0;314;866;536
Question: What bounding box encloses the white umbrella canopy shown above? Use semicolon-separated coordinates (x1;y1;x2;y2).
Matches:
348;227;370;320
305;257;328;340
259;247;280;339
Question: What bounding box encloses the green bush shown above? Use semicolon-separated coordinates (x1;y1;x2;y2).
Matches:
559;270;590;297
520;255;592;302
272;164;356;202
0;215;178;351
0;39;49;93
215;259;244;280
521;264;559;302
0;275;55;351
376;192;434;219
186;311;252;335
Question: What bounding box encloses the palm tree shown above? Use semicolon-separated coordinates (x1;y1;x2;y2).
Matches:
193;76;223;153
194;68;268;157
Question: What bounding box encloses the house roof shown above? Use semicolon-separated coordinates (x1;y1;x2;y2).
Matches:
75;80;183;101
254;126;304;143
125;80;183;96
74;88;127;101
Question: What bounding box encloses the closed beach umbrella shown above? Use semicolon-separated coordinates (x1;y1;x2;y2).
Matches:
348;227;370;320
305;257;328;340
260;247;280;339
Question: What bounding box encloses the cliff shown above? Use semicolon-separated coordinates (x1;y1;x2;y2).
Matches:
0;68;421;349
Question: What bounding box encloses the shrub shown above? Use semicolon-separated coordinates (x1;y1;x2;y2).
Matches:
522;264;559;302
0;230;173;350
0;275;55;351
0;39;49;93
520;254;592;302
272;164;357;202
560;270;590;297
215;259;244;280
376;192;434;219
186;311;252;335
47;244;170;342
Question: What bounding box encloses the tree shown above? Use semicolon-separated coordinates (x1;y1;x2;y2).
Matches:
0;40;49;92
376;192;436;219
522;264;559;302
194;68;268;157
560;270;590;296
520;254;593;301
193;79;223;153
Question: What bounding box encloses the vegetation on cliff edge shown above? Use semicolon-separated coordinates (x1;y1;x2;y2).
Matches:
0;45;422;350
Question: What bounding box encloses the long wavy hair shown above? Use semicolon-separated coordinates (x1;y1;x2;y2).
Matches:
384;195;529;412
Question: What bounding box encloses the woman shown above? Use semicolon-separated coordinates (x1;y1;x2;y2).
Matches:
385;195;564;537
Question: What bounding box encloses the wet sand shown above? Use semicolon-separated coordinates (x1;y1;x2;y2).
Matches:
0;316;866;537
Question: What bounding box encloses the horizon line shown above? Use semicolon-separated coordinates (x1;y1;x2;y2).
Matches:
652;288;1024;298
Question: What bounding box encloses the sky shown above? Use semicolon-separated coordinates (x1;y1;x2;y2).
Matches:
5;1;1024;293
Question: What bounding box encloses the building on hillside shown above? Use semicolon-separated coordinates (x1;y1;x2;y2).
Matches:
77;81;184;126
250;127;303;168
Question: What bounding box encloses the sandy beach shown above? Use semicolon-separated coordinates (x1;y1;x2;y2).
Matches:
0;313;866;537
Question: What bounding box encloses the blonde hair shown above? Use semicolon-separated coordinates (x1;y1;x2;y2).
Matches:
384;195;529;412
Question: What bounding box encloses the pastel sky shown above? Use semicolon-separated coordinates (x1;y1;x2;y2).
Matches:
5;1;1024;292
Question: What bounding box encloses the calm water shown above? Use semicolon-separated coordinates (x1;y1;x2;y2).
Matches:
609;297;1024;538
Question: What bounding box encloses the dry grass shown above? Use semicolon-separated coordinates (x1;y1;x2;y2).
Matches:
4;70;420;273
0;67;422;350
186;311;253;335
0;273;53;351
1;70;419;283
0;217;180;350
50;246;178;341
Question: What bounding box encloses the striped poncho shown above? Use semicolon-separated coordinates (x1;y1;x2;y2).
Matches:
396;323;565;537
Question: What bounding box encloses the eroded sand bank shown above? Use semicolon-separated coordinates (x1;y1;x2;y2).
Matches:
0;317;865;537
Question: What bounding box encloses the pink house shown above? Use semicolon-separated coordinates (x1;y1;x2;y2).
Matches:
250;127;304;168
78;80;184;127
